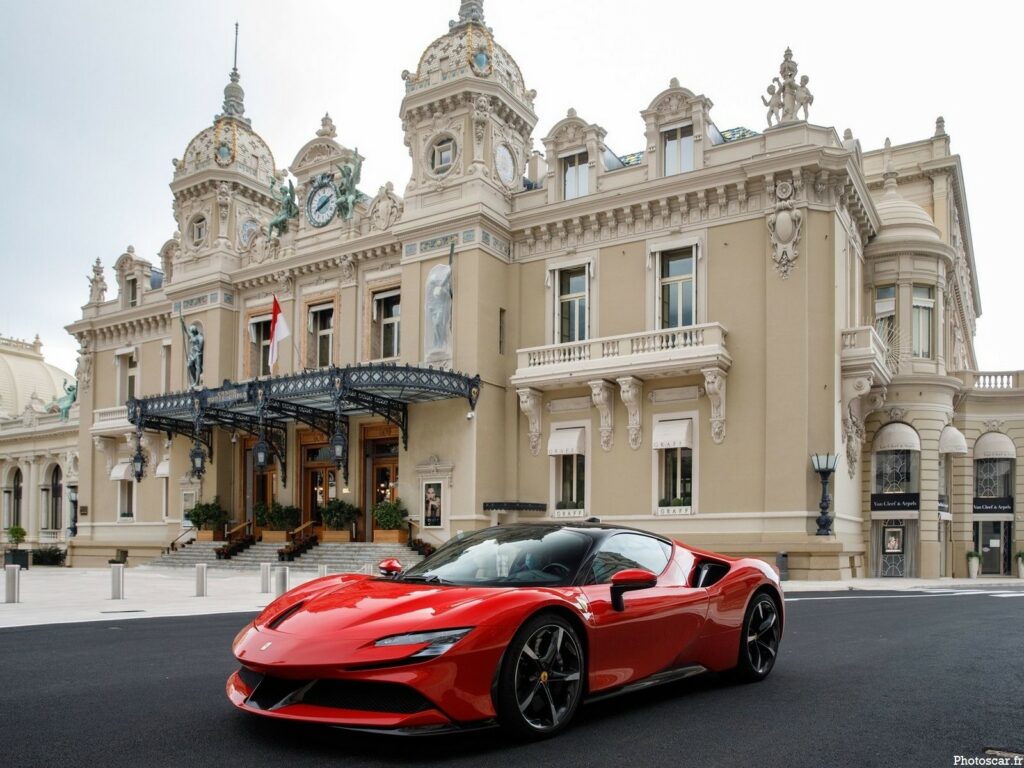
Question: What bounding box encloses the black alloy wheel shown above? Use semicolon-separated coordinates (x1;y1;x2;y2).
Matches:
497;614;584;740
735;592;781;682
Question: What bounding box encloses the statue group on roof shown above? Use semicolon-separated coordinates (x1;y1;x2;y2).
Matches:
761;48;814;127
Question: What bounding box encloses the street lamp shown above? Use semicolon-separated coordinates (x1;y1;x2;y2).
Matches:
190;441;206;478
131;444;147;482
253;436;269;470
331;428;346;468
810;453;840;535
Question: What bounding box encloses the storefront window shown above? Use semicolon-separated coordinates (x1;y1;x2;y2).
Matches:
874;450;919;494
974;458;1013;498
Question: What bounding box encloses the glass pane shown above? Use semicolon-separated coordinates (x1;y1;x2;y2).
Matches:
678;134;694;172
663;449;678;499
561;455;573;502
663;283;679;328
577;162;589;195
261;343;270;375
383;323;397;357
575;454;585;504
560;267;586;295
564;162;576;200
318;334;331;366
577;298;587;341
682;280;694;326
876;285;896;300
664;134;678;175
913;285;933;300
662;250;692;278
682;449;692;504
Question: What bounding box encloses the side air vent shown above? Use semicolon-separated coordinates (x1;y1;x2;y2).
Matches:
267;601;305;630
694;561;729;588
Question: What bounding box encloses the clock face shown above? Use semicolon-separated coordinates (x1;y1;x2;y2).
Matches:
495;144;516;186
306;183;337;227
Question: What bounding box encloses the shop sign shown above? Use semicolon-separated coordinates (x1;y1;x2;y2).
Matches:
871;493;919;511
972;497;1014;514
937;497;949;514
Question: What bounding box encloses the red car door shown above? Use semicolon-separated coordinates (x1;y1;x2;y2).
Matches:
580;534;709;693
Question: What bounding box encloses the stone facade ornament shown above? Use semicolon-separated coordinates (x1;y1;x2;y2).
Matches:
368;182;403;231
701;368;727;444
217;182;231;222
93;436;116;475
982;419;1006;434
616;376;643;449
887;407;907;423
88;258;107;303
74;339;92;394
423;264;453;364
517;388;542;456
317;112;337;139
767;180;802;279
762;48;813;127
588;380;614;451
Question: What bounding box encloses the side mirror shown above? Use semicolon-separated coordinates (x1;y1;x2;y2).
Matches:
609;568;658;611
377;557;403;576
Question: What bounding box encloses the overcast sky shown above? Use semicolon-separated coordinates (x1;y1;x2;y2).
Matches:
1;0;1020;377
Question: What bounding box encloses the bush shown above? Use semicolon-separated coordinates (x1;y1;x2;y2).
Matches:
555;500;568;510
32;546;67;566
321;500;359;531
5;526;27;549
264;502;300;531
671;497;685;507
966;551;982;560
253;502;270;527
658;498;671;507
188;497;229;531
373;499;407;530
1016;551;1024;562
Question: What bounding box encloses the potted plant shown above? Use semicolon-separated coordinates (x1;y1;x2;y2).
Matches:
321;500;359;543
191;497;229;541
3;526;29;569
966;550;981;579
373;499;408;543
261;502;300;543
1016;551;1024;580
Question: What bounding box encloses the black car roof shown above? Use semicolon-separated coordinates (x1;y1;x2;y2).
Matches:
477;521;673;546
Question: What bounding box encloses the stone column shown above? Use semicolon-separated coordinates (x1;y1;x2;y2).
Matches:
22;459;38;544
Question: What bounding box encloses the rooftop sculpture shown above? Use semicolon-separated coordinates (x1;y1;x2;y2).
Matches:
762;48;814;127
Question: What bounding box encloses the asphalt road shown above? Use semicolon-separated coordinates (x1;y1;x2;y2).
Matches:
2;587;1023;768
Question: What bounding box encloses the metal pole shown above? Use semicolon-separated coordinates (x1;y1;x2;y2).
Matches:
195;563;208;597
4;564;19;604
273;566;289;597
260;562;271;593
111;563;125;600
318;564;328;578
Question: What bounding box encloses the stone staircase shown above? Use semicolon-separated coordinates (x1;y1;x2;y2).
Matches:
145;539;423;573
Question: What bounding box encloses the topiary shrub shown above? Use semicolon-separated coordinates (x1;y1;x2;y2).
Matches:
373;499;407;530
321;500;360;531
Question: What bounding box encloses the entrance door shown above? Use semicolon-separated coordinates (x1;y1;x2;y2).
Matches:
975;521;1010;575
304;467;338;525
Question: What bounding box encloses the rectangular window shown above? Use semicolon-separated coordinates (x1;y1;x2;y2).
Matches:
562;152;589;201
557;267;588;343
126;353;137;401
117;352;138;402
250;318;272;377
938;455;951;514
559;454;585;509
662;125;694;176
874;285;896;344
660;448;693;506
308;304;334;368
659;248;695;328
119;481;134;519
432;139;454;173
498;307;507;355
372;291;401;359
912;285;934;358
126;277;138;308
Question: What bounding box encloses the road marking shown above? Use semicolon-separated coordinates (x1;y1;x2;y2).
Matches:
989;593;1024;598
785;590;1019;602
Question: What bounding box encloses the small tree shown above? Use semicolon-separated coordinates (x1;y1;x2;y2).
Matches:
189;497;229;531
266;502;300;531
5;526;27;550
321;500;359;531
373;499;407;530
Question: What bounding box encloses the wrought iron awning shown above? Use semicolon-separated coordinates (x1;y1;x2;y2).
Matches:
127;364;481;484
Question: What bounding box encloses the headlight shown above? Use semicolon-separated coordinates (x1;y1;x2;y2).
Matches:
374;628;474;658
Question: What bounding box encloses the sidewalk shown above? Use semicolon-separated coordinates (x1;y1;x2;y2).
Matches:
1;565;1021;629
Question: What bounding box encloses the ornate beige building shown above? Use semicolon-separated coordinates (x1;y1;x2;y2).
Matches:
0;336;80;552
64;1;1023;578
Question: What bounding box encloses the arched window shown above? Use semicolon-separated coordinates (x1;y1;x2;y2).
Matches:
11;468;22;528
49;466;63;531
873;423;921;497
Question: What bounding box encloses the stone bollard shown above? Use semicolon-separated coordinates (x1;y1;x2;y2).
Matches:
318;564;328;578
111;563;125;600
260;563;271;594
195;563;208;597
273;566;289;597
4;564;19;604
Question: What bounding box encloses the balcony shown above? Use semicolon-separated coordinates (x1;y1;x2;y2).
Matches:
91;405;131;436
511;323;731;389
840;326;893;389
959;371;1024;392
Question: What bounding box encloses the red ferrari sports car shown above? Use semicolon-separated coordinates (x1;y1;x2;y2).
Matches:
227;523;783;739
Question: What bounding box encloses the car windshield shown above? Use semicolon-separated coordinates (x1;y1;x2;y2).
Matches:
400;527;593;587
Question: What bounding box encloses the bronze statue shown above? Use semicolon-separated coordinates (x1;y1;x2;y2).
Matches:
46;379;78;422
180;310;204;388
335;150;362;221
267;177;298;240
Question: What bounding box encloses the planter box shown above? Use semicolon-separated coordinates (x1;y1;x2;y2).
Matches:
196;530;224;542
4;550;30;570
373;529;408;544
321;530;352;543
261;530;289;543
967;558;980;579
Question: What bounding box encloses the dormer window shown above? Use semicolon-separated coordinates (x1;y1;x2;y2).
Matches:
662;124;694;176
430;138;455;174
189;216;207;247
562;151;589;201
125;277;138;308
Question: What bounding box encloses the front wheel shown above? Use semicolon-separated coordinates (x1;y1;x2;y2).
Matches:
733;593;781;682
496;614;584;740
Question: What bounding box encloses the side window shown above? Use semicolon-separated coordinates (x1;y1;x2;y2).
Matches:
588;533;671;584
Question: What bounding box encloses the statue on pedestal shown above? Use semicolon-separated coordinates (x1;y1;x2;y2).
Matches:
762;48;814;126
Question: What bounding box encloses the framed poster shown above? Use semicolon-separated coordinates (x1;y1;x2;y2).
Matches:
423;481;443;528
883;526;904;555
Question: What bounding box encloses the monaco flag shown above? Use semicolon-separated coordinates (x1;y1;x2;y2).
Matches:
268;295;290;369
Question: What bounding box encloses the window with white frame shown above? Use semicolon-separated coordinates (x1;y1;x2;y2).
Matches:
190;215;207;247
548;425;588;516
562;151;589;200
119;480;135;519
48;466;62;530
10;468;23;528
975;458;1013;498
249;317;272;377
430;137;455;175
662;124;694;176
308;304;334;368
559;454;585;510
117;350;138;403
126;277;138;308
372;290;401;359
659;248;695;328
557;267;588;343
911;285;934;358
874;285;896;344
652;415;695;514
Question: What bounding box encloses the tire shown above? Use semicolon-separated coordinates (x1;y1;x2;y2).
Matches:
733;592;781;683
496;613;584;740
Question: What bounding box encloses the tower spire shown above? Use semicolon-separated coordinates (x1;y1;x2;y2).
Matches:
216;22;249;124
452;0;484;27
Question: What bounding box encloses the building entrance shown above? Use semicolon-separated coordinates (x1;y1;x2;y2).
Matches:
361;424;399;542
973;520;1013;575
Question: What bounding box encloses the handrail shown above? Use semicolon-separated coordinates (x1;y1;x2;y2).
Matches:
167;528;196;552
292;520;316;543
226;520;252;541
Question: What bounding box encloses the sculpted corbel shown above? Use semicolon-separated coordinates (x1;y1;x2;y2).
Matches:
517;388;542;456
701;368;727;444
93;436;116;475
841;372;874;478
616;377;643;449
588;380;614;451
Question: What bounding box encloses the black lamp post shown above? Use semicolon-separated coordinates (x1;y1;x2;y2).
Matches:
253;435;269;470
810;453;839;535
190;441;206;478
67;486;78;538
131;445;147;482
331;428;346;468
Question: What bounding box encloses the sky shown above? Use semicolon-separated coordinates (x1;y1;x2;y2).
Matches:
1;0;1021;377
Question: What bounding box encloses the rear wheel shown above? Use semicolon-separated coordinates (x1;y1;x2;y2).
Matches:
733;593;781;682
497;614;584;740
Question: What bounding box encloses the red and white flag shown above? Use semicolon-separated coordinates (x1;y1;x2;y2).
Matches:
268;295;290;369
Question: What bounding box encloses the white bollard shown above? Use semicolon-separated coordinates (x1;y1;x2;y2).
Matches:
195;563;208;597
273;566;289;597
111;563;125;600
260;562;271;594
318;564;328;578
4;564;19;604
